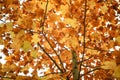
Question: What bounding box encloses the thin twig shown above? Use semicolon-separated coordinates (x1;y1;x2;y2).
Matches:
82;64;101;68
42;33;65;72
0;76;13;79
40;72;60;77
0;19;6;24
17;27;40;34
51;36;66;72
17;26;65;73
41;0;49;33
80;68;100;78
78;0;87;79
37;42;63;73
85;47;108;52
78;55;93;64
67;70;72;79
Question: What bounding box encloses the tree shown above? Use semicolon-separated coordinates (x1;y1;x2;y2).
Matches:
0;0;120;80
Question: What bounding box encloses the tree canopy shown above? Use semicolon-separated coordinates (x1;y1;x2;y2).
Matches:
0;0;120;80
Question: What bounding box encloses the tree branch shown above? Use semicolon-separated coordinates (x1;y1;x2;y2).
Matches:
37;1;66;73
41;0;49;33
17;26;65;73
82;64;101;68
0;76;13;79
71;50;79;80
80;68;100;78
17;27;40;35
78;55;93;64
50;36;66;72
42;33;65;72
40;72;60;77
78;0;87;79
37;42;63;73
85;47;108;52
0;19;6;24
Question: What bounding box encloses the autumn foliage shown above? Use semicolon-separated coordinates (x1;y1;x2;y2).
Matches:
0;0;120;80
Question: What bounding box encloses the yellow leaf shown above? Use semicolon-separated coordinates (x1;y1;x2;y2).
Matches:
21;64;29;72
0;23;4;27
10;30;25;51
113;65;120;78
5;22;13;31
60;35;79;49
31;50;38;58
32;34;40;44
116;36;120;43
88;0;96;9
0;63;2;69
60;5;69;15
60;71;71;79
17;14;33;28
16;76;31;80
16;17;23;25
4;0;13;6
64;18;78;28
37;1;54;12
69;36;79;49
44;41;51;49
2;78;11;80
32;21;41;32
47;13;61;22
101;60;116;70
2;64;17;72
39;74;66;80
23;0;37;13
10;31;15;38
21;41;33;52
101;4;108;14
59;33;69;43
78;36;84;43
86;48;100;55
